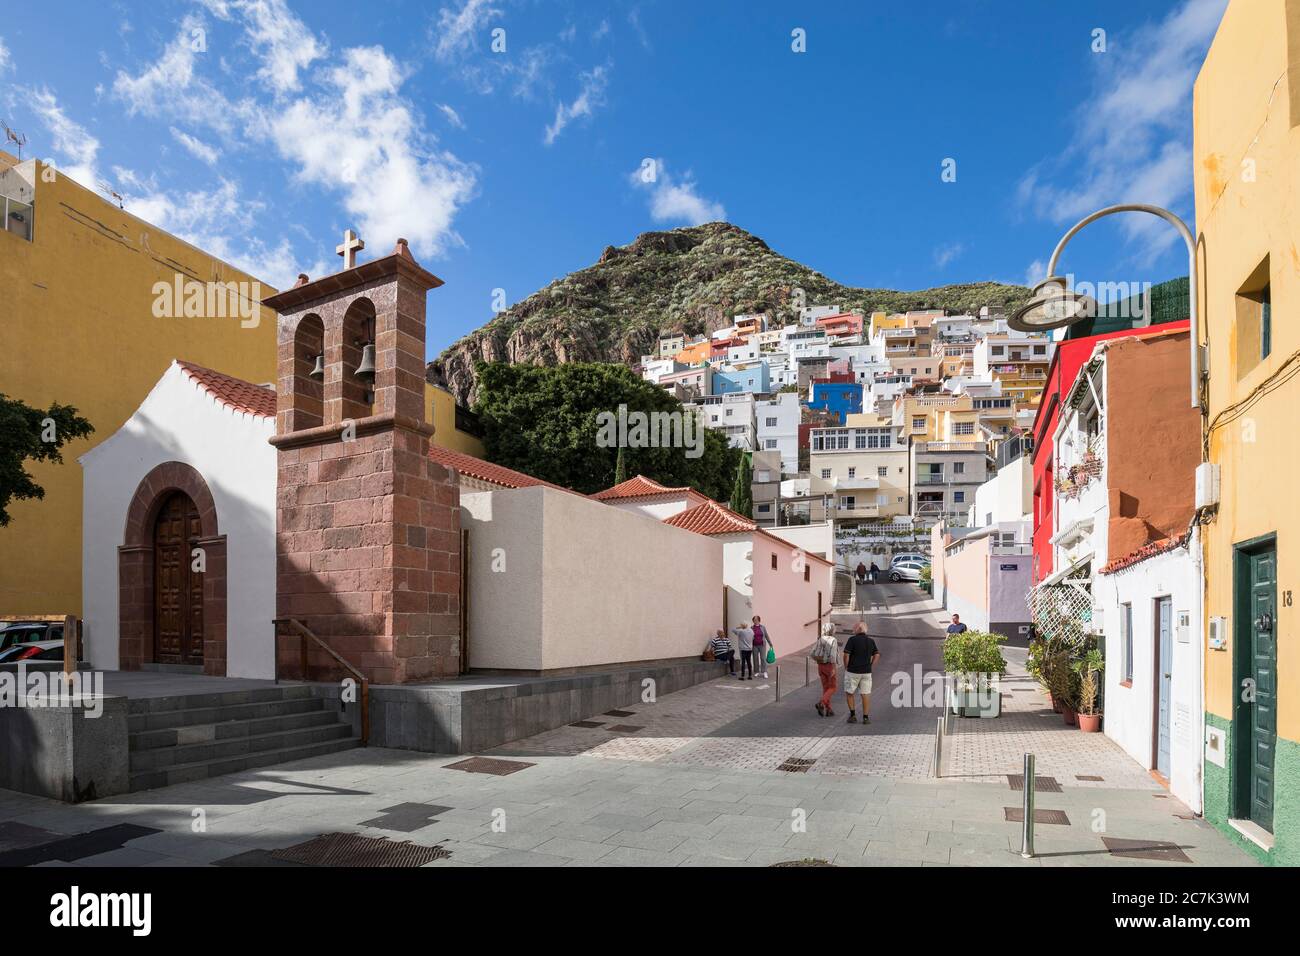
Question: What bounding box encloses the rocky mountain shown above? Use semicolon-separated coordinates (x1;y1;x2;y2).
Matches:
428;222;1031;406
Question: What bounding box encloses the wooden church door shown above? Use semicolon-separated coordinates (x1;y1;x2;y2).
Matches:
153;491;204;666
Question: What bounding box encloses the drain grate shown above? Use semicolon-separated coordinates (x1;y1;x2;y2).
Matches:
570;720;605;728
777;757;817;773
771;858;835;866
271;832;450;867
604;709;636;717
1003;807;1070;825
1102;837;1192;863
606;724;644;733
444;756;535;776
1075;774;1105;782
1006;774;1063;793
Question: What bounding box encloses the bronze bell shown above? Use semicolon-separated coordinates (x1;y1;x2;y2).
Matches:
355;343;377;384
309;353;325;381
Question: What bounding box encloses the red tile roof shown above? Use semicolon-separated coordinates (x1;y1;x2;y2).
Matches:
1099;533;1189;575
663;499;755;535
176;361;277;418
427;445;583;496
591;475;709;504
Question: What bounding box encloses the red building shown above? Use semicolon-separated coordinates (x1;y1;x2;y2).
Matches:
1029;319;1189;584
815;312;864;339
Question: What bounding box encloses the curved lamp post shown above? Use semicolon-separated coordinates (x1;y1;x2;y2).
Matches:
1009;203;1200;409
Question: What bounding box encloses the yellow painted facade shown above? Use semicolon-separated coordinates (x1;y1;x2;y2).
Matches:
0;156;278;616
0;154;486;616
1196;0;1300;742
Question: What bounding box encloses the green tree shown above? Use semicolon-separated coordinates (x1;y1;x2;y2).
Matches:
613;444;627;485
473;361;740;499
730;453;753;516
0;394;94;527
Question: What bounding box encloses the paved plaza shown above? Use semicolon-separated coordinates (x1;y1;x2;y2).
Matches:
0;584;1257;868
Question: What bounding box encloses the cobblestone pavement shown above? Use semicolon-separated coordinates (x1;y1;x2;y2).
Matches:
0;745;1255;868
0;583;1250;867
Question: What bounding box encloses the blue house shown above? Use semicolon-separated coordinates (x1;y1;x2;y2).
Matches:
808;380;863;423
712;362;771;395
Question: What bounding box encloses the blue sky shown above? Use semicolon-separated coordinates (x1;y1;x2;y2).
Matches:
0;0;1226;357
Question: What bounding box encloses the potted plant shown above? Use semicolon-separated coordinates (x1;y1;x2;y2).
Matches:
942;630;1007;718
1073;648;1105;732
918;564;932;595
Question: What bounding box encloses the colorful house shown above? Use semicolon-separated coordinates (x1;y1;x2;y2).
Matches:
808;380;863;424
1195;0;1300;864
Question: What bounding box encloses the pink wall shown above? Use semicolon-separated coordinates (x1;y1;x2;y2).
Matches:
751;531;834;653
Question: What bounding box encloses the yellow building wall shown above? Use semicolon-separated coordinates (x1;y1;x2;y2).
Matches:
427;384;486;457
0;158;278;616
1195;0;1300;741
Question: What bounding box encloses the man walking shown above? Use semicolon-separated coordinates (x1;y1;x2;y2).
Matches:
811;622;839;717
842;622;880;724
946;614;968;635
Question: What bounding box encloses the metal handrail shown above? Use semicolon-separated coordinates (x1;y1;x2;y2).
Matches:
273;618;369;746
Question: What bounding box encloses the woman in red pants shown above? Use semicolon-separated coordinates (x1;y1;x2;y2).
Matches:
811;623;839;717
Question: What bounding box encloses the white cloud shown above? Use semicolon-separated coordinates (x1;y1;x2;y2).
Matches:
0;36;11;73
543;65;609;145
432;0;501;62
26;89;101;187
170;126;222;165
112;15;242;134
934;242;965;269
268;45;477;258
630;158;725;226
437;103;465;129
205;0;326;93
1016;0;1227;265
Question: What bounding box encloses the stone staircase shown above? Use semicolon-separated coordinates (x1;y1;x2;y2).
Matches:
128;684;360;792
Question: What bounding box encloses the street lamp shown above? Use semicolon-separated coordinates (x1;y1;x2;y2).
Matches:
1009;203;1201;409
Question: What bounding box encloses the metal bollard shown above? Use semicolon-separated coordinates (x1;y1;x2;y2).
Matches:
775;664;780;700
1020;753;1035;858
932;716;944;778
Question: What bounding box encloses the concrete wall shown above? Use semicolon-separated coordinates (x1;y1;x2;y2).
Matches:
765;522;834;563
80;362;278;679
0;695;129;802
751;532;834;652
462;486;724;671
1093;545;1202;812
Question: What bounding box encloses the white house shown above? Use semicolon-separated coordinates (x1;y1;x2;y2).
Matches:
756;391;800;474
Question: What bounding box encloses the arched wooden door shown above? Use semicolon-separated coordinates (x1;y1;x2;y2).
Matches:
153;491;204;665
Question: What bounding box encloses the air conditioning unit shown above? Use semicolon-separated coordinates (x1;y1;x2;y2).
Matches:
1195;462;1221;509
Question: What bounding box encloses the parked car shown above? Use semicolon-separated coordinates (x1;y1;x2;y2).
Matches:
889;560;927;583
0;639;64;664
0;621;63;653
890;553;927;568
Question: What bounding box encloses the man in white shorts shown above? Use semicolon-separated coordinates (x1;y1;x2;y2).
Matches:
842;622;880;725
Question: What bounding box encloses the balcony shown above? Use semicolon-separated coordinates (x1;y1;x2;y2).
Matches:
921;441;985;453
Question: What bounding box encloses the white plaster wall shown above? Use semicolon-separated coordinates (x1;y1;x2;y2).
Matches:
602;495;693;522
972;455;1032;526
464;487;724;670
80;362;277;678
1093;547;1202;811
722;536;754;629
765;522;834;563
539;488;724;669
751;534;834;653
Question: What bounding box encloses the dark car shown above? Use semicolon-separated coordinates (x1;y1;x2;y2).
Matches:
0;621;63;653
0;639;64;664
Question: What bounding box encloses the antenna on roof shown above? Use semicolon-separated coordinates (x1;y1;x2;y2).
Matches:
1;121;27;160
97;180;125;210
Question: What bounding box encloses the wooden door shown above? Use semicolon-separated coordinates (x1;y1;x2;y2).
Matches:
1247;549;1277;832
153;492;204;666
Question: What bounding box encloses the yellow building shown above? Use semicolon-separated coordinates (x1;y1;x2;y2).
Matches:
1195;0;1300;865
0;155;278;616
0;153;484;617
426;383;486;457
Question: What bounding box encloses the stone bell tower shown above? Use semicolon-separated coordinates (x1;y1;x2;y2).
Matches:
263;234;461;684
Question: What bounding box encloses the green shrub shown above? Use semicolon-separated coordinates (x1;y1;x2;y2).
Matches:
942;630;1007;676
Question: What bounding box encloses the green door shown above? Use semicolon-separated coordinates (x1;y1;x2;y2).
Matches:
1247;548;1277;832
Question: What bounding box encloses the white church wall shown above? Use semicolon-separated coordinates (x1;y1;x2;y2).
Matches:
80;363;277;678
462;486;723;670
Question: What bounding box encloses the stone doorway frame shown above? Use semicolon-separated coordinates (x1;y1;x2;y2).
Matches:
118;462;228;676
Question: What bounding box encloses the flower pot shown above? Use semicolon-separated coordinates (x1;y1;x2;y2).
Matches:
1078;713;1101;733
1062;705;1077;726
1048;693;1062;713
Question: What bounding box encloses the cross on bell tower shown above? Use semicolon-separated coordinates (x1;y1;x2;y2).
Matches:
336;228;365;269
